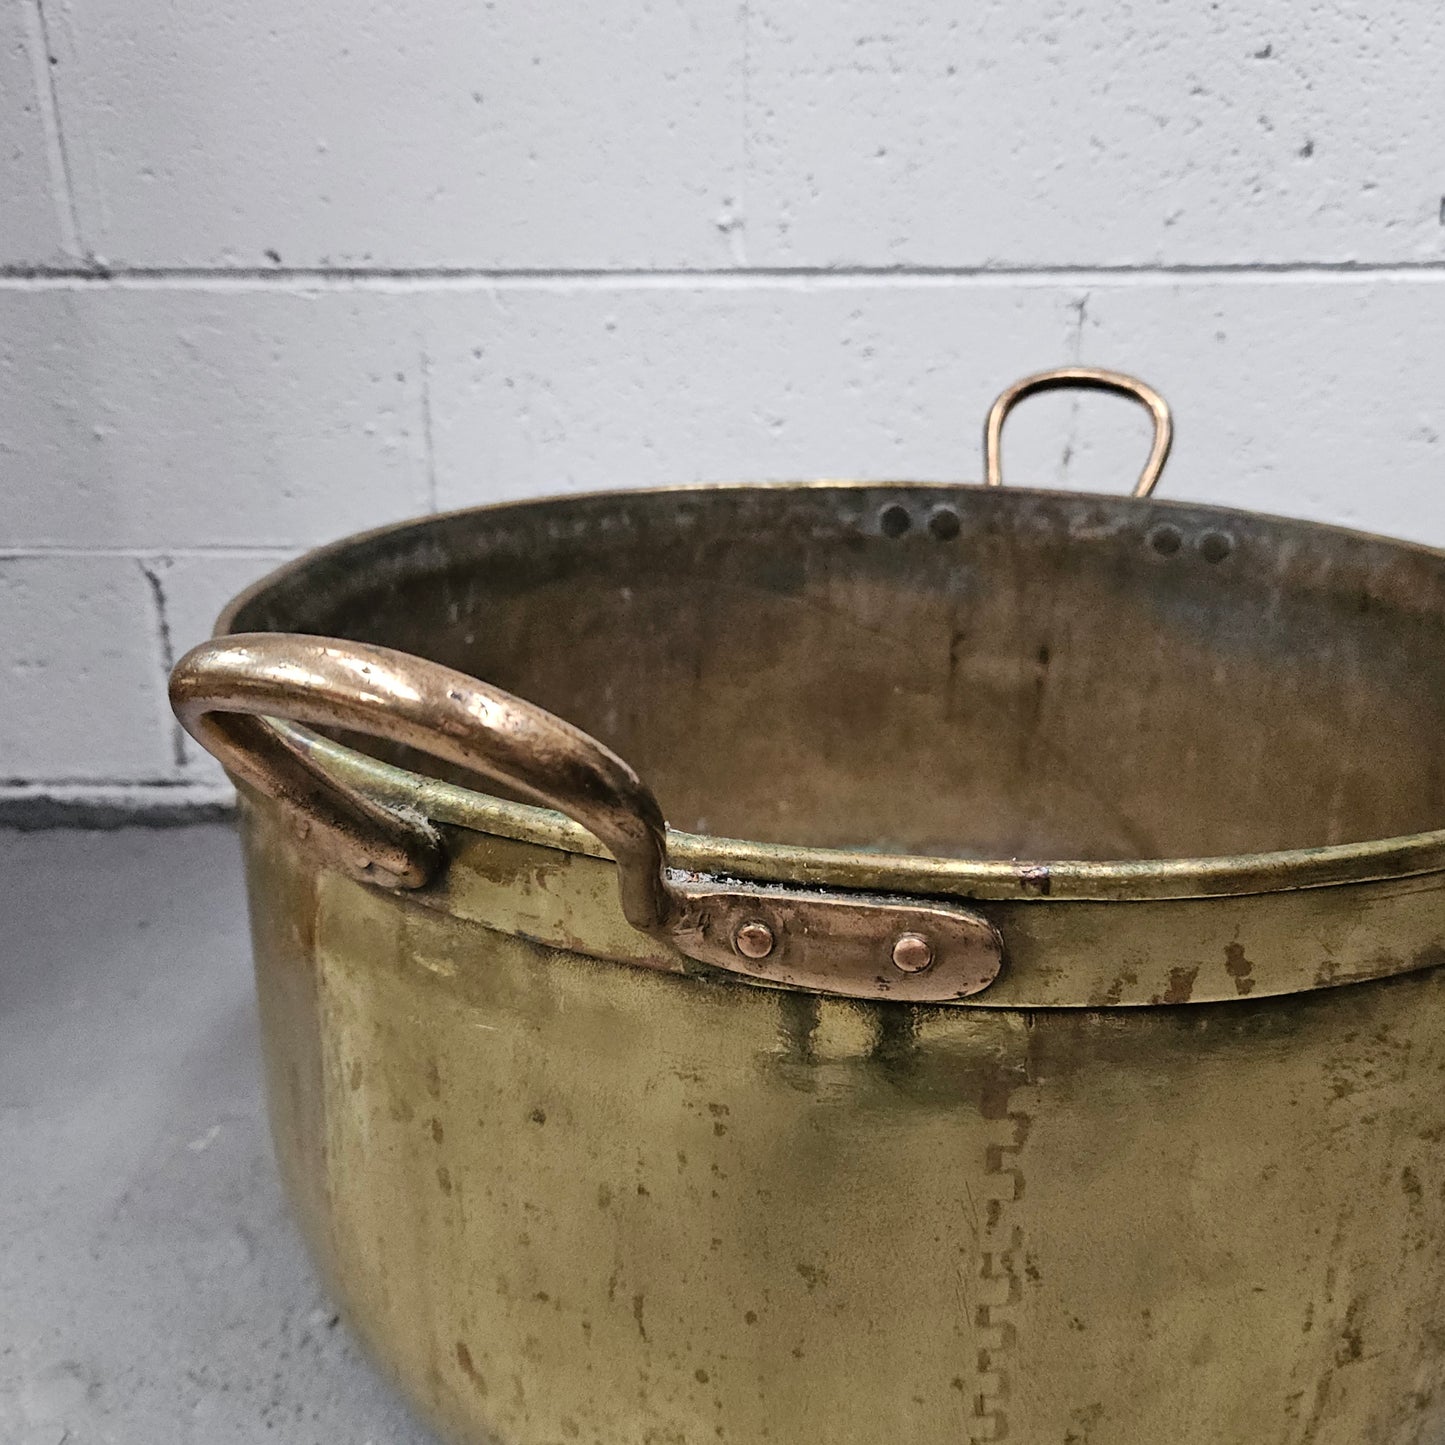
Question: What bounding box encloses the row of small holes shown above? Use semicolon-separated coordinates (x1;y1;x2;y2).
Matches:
1149;524;1234;563
878;503;1235;564
879;502;959;540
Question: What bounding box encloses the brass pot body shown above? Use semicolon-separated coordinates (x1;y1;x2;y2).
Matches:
206;479;1445;1444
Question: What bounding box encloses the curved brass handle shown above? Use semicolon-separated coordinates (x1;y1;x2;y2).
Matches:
984;366;1173;497
170;633;674;929
170;633;1003;1003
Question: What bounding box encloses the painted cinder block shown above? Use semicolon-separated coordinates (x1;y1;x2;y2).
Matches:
0;287;432;549
40;0;1445;271
0;554;171;781
421;278;1445;547
1060;279;1445;547
743;0;1445;268
423;283;1093;506
1;5;66;265
56;0;747;270
145;551;294;779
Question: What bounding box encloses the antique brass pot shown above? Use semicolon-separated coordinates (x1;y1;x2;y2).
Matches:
172;369;1445;1444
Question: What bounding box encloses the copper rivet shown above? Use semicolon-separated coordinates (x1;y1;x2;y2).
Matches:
891;932;934;973
734;921;775;960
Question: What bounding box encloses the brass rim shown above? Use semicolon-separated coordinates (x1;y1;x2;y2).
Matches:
283;726;1445;903
213;485;1445;905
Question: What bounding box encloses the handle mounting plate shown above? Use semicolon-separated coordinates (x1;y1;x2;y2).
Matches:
670;881;1004;1003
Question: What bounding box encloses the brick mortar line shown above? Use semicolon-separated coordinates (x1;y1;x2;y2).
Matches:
0;784;236;830
4;262;1445;292
19;0;83;258
137;559;188;770
0;780;231;791
0;547;297;559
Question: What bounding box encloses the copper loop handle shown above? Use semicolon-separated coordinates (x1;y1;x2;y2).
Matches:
169;633;677;933
984;366;1173;498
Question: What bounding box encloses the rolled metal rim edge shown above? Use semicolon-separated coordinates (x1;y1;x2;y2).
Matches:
275;723;1445;905
224;481;1445;905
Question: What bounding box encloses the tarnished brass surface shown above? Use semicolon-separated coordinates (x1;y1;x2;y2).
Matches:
245;803;1445;1445
183;373;1445;1442
215;486;1445;899
260;729;1445;1009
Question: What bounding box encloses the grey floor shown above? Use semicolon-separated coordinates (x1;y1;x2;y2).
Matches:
0;825;437;1445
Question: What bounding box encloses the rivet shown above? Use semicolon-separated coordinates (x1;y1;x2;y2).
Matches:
734;920;775;960
891;932;934;973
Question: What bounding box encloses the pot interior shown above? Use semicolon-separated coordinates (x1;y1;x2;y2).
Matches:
225;485;1445;863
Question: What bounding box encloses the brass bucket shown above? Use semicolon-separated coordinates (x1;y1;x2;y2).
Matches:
172;369;1445;1444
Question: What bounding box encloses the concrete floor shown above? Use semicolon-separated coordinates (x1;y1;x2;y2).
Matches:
0;825;438;1445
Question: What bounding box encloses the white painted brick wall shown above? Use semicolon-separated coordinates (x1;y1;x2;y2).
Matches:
2;288;431;547
3;0;1445;815
2;4;66;263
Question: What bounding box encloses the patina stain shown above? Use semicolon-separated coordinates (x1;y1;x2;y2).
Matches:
1225;942;1257;996
1158;966;1200;1005
796;1262;829;1292
455;1340;488;1396
1101;969;1139;1007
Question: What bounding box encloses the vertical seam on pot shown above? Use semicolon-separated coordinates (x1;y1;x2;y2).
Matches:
970;1094;1033;1440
